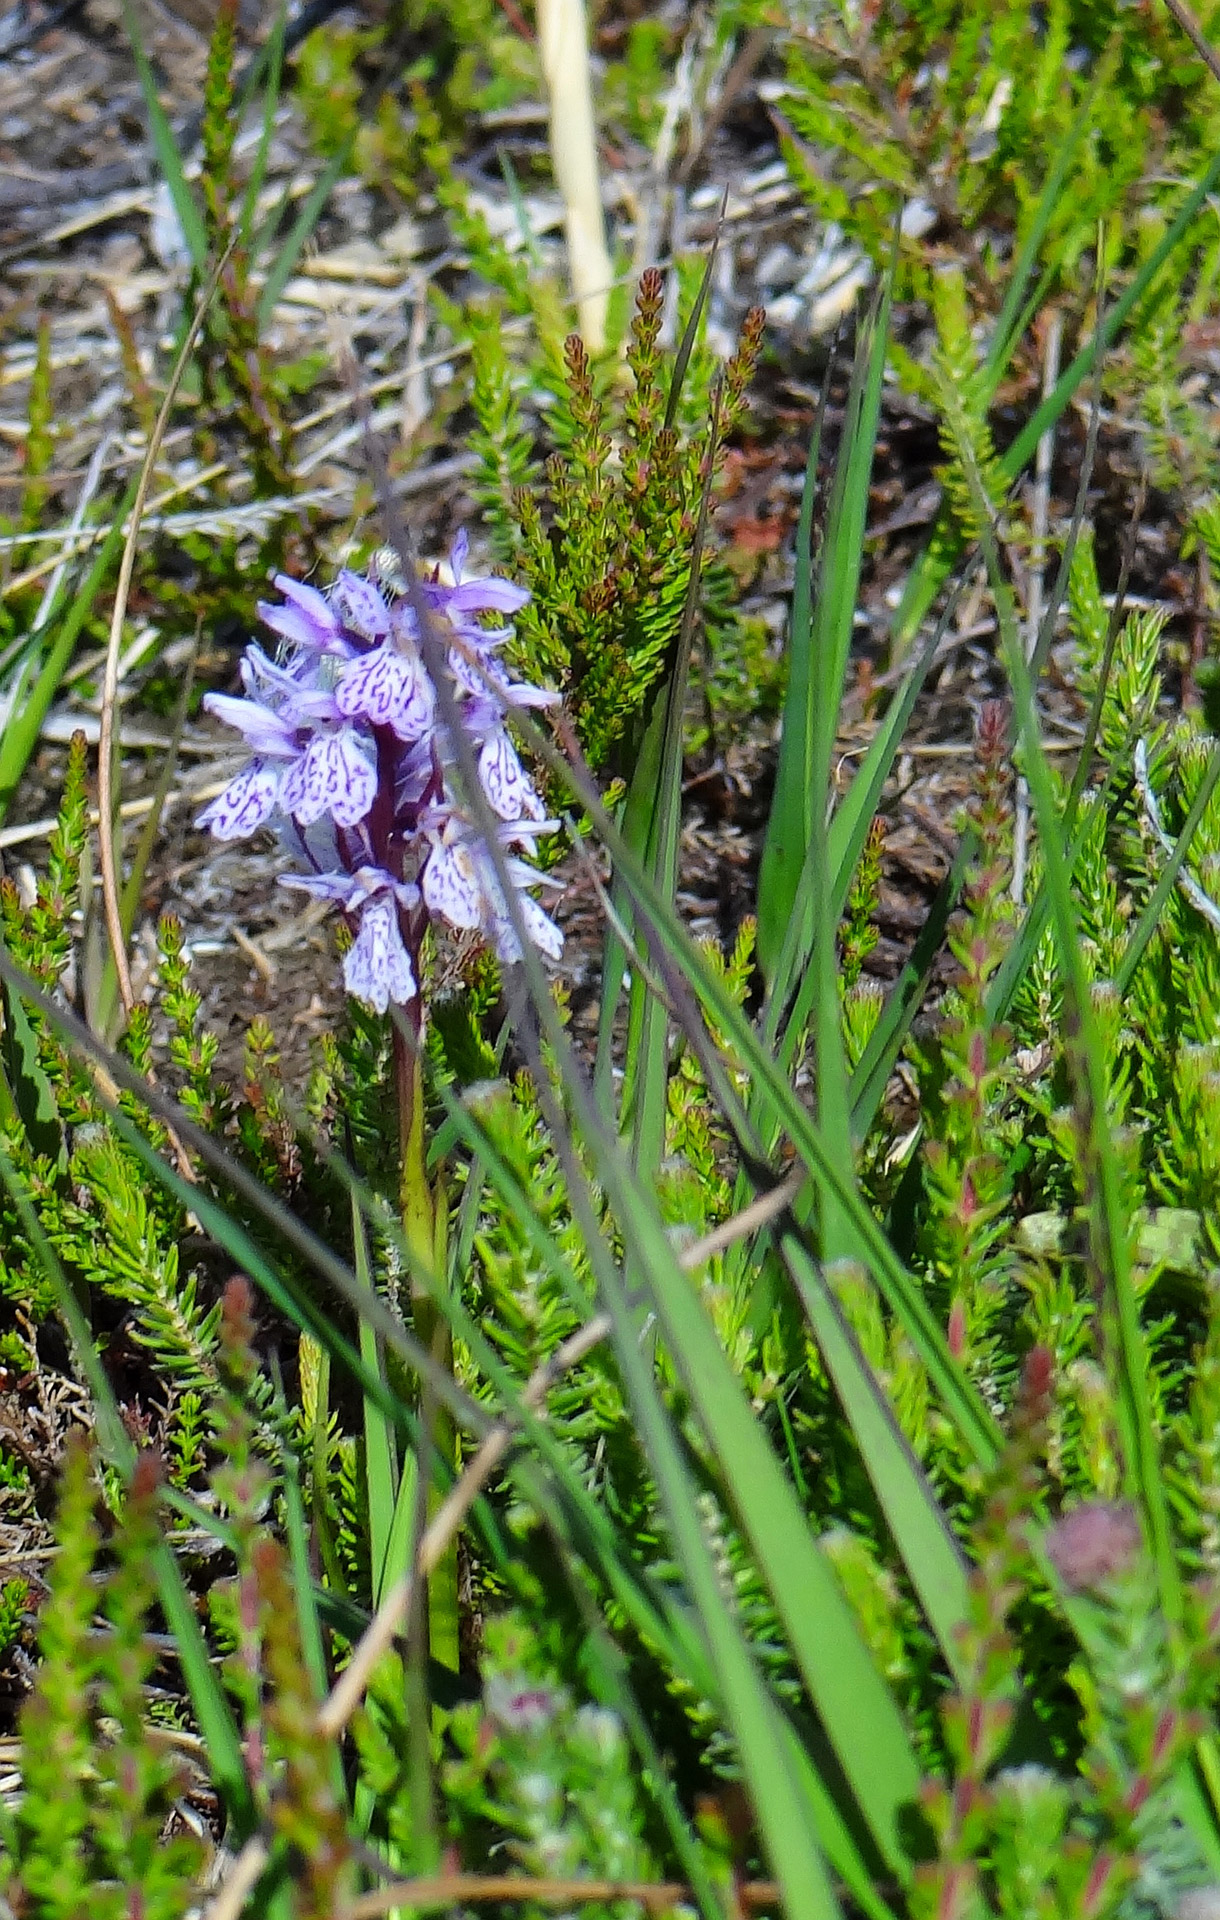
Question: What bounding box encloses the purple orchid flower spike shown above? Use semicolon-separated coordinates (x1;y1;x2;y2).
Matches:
197;540;564;1015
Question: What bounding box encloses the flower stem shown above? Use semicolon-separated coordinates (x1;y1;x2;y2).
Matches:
395;1015;461;1681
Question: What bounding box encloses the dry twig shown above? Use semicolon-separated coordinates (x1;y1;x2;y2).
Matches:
342;1872;782;1916
97;240;234;1017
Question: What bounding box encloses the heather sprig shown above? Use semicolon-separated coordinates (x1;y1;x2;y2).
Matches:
913;1349;1053;1920
471;271;767;774
0;1441;204;1919
916;700;1018;1393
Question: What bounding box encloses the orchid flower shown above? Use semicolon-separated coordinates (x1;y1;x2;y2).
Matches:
197;543;563;1013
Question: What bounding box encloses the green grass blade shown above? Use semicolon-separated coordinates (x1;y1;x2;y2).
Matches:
849;827;976;1139
119;0;208;271
663;225;721;430
0;468;142;816
755;378;822;983
256;141;353;331
568;1244;848;1914
824;559;979;942
808;325;879;1246
278;1426;332;1702
592;699;664;1118
625;390;721;1183
92;657;196;1039
351;1188;402;1604
760;271;892;1039
984;72;1106;382
1;982;65;1170
238;0;286;249
781;1233;971;1678
615;1209;923;1873
762;561;977;1090
1114;737;1220;998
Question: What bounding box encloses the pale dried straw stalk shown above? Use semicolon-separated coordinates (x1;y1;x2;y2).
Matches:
536;0;612;350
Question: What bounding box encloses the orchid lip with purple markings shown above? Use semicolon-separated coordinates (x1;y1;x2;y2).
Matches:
197;543;563;1012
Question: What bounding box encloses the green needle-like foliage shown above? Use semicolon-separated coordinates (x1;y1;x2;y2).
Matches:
0;1443;204;1919
915;702;1019;1400
471;270;766;775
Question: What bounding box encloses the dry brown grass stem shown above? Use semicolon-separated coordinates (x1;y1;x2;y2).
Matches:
315;1308;614;1742
1161;0;1220;84
317;1169;803;1740
341;1873;782;1916
97;240;235;1018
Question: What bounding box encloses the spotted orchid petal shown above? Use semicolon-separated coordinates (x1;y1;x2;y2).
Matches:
390;600;419;642
421;836;482;931
502;679;561;710
259;575;341;654
278;870;362;906
331;570;393;644
520;893;564;958
348;864;420;913
343;897;417;1012
195;759;281;840
447;619;515;654
279;727;377;828
499;818;563;853
203;691;299;758
490;891;564;964
446;641;558;715
280;864;416;913
448;577;530;616
274;574;337;630
336;642;435;741
478;728;544;822
446;643;513;702
240;644;302;697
